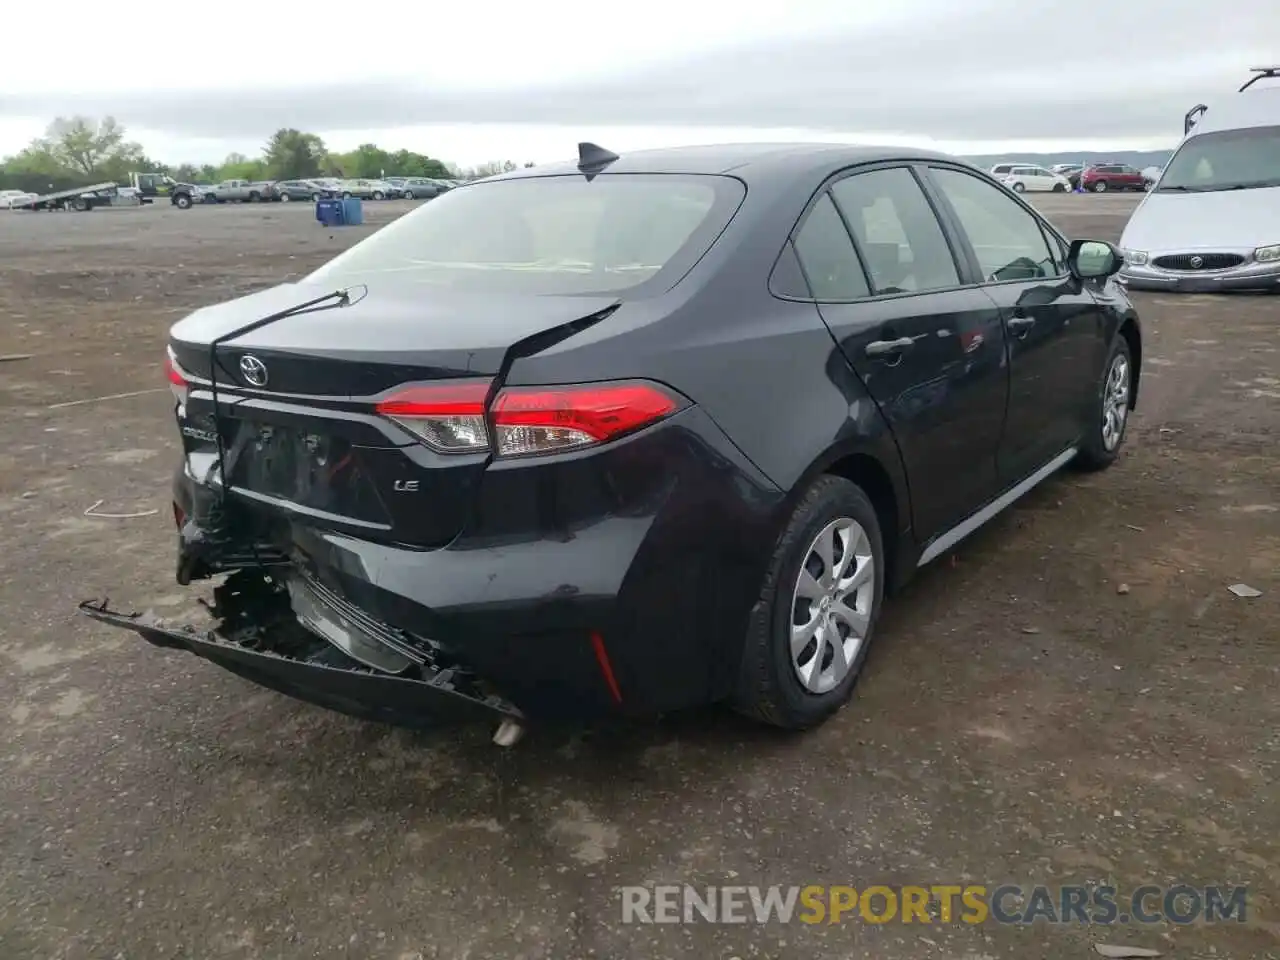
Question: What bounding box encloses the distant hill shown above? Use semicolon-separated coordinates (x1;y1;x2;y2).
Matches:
960;150;1173;170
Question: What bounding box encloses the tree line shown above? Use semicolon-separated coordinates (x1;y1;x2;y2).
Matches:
0;117;530;194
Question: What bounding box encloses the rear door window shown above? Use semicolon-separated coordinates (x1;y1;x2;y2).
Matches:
830;168;960;295
783;193;870;300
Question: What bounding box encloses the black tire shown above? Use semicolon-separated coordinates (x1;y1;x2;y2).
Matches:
1012;181;1026;193
372;190;384;200
732;475;885;730
71;197;88;212
174;193;192;209
1092;180;1108;193
1073;336;1133;472
1052;183;1066;193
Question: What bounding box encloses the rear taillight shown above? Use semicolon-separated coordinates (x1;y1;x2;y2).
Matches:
491;382;680;456
164;347;189;406
374;380;492;453
374;380;682;457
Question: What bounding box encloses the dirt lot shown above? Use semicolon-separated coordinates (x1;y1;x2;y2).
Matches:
0;195;1276;960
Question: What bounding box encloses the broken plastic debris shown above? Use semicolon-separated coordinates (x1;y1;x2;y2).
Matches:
84;499;160;520
1093;945;1161;958
49;388;166;410
1228;583;1262;598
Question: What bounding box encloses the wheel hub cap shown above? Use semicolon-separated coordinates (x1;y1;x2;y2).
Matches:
1101;354;1130;452
789;517;875;695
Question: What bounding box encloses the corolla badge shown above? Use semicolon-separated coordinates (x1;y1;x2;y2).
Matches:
239;354;268;386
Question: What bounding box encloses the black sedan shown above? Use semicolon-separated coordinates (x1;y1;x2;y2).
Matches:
83;142;1141;740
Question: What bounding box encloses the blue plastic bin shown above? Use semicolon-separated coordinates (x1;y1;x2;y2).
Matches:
341;197;364;226
316;198;343;227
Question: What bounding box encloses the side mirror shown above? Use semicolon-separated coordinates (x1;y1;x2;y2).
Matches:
1068;239;1123;280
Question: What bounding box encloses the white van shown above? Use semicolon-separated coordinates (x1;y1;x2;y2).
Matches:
997;164;1072;194
1119;66;1280;292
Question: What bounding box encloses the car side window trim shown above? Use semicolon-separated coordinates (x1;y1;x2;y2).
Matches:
918;163;1071;289
769;192;872;301
768;236;822;301
821;188;878;297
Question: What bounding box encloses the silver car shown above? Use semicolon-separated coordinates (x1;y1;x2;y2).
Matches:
1119;85;1280;292
338;179;393;200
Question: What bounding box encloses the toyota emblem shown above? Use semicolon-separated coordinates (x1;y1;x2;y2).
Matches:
239;354;268;387
1189;255;1204;269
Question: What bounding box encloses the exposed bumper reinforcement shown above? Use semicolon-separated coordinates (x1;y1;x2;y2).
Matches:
79;582;522;729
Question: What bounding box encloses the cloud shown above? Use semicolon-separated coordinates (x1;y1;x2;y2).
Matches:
1;0;1274;146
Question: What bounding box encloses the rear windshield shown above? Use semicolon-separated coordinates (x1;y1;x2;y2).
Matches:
1158;125;1280;192
308;173;745;295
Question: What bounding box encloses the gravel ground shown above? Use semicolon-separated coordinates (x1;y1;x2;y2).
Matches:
0;194;1276;960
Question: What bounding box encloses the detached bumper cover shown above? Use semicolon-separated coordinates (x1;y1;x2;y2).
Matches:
78;578;521;729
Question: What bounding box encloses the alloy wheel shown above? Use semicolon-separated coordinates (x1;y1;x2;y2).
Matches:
790;517;875;695
1101;353;1130;451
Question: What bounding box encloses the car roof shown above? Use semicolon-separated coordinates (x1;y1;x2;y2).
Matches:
486;142;962;185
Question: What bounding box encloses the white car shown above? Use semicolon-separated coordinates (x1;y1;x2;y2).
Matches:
1119;69;1280;293
0;190;37;210
999;165;1072;194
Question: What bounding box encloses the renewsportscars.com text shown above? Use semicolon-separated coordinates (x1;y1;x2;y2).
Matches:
620;884;1248;926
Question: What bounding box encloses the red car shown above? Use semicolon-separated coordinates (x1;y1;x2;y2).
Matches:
1080;163;1148;193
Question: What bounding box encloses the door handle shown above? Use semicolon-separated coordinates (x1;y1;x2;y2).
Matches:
1007;316;1036;334
865;336;915;358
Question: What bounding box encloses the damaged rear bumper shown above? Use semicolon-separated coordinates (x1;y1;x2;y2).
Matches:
79;571;521;729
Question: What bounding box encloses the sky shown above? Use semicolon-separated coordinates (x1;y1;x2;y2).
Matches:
1;0;1275;168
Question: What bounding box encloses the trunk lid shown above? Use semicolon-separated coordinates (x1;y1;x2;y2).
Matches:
170;279;618;547
170;279;619;395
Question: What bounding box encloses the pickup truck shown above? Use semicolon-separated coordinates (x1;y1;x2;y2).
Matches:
203;179;277;203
